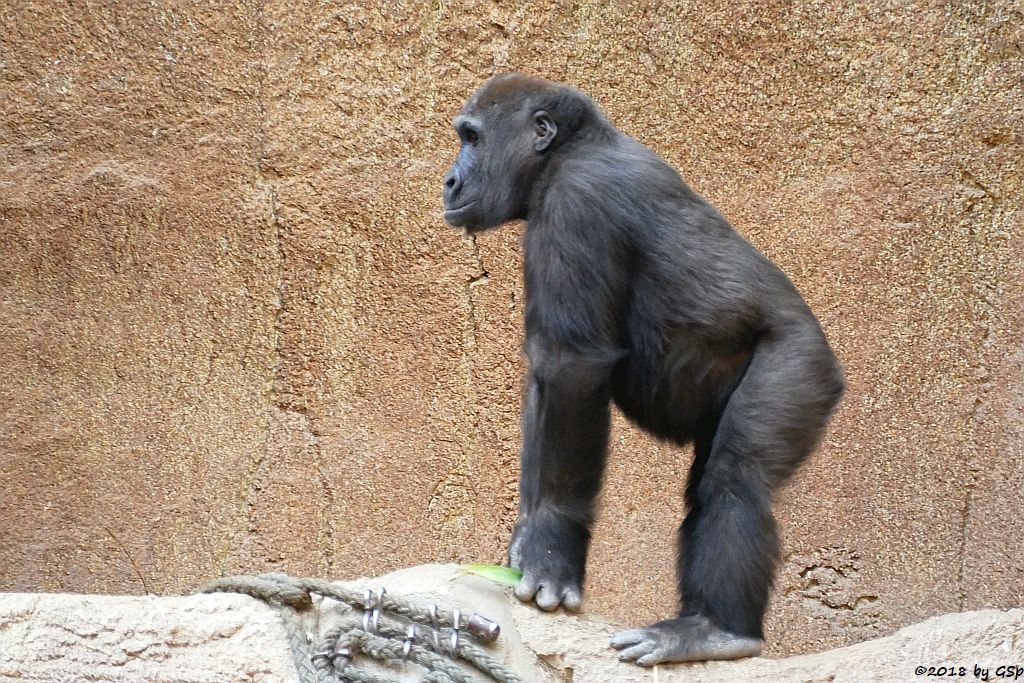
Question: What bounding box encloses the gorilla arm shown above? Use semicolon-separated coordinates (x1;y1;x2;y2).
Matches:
509;197;628;611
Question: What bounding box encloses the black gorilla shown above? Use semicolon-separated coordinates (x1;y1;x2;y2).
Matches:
442;74;844;665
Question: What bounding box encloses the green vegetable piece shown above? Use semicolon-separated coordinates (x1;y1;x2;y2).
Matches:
457;564;523;587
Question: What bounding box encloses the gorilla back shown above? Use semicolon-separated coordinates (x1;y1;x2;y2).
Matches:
442;73;844;666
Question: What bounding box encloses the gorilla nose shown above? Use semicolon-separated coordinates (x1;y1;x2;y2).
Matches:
443;168;462;204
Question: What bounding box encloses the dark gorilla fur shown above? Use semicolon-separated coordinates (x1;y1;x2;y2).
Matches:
442;74;844;666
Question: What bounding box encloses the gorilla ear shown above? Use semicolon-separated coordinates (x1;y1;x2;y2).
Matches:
533;110;557;152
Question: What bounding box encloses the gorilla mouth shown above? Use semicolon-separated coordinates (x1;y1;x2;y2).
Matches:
443;201;477;226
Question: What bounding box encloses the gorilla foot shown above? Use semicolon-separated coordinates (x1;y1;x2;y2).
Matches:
609;615;762;666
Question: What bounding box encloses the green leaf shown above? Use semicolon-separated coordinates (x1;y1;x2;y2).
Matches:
457;564;523;587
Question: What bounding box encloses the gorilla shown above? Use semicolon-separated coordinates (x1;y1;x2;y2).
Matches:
441;73;844;666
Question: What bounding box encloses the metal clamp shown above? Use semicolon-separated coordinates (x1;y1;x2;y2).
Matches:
362;587;387;609
361;588;386;633
362;608;381;634
402;624;416;661
450;628;460;653
313;642;353;671
466;613;501;643
332;644;353;670
450;608;461;653
429;604;440;651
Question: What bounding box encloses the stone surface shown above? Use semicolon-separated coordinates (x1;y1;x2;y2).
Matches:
1;0;1022;659
2;565;1023;683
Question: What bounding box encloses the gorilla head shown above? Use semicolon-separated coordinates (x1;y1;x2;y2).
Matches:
442;74;595;232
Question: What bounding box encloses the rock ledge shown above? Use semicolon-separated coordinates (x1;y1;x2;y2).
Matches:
1;564;1021;682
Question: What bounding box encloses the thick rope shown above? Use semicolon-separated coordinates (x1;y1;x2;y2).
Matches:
199;573;525;683
198;575;325;681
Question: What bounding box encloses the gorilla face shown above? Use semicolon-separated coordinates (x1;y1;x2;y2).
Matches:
442;76;558;233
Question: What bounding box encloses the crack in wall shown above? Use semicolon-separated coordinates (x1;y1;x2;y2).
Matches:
956;486;975;611
250;0;336;574
956;165;1000;611
227;0;275;572
428;234;492;553
234;0;324;571
268;186;285;398
463;233;490;352
313;421;337;573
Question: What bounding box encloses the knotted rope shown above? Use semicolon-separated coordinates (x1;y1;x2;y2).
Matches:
198;573;524;683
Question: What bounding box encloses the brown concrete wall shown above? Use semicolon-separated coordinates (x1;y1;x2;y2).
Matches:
1;0;1020;656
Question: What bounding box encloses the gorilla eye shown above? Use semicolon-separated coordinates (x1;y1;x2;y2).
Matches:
464;128;479;145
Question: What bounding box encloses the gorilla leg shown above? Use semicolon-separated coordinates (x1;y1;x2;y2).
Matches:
611;327;843;664
510;347;615;612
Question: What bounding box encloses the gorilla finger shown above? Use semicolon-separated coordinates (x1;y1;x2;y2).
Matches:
513;574;539;602
535;584;562;611
616;641;657;662
609;629;647;649
561;586;582;611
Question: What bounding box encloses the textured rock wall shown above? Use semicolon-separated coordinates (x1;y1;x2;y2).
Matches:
1;1;1021;656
